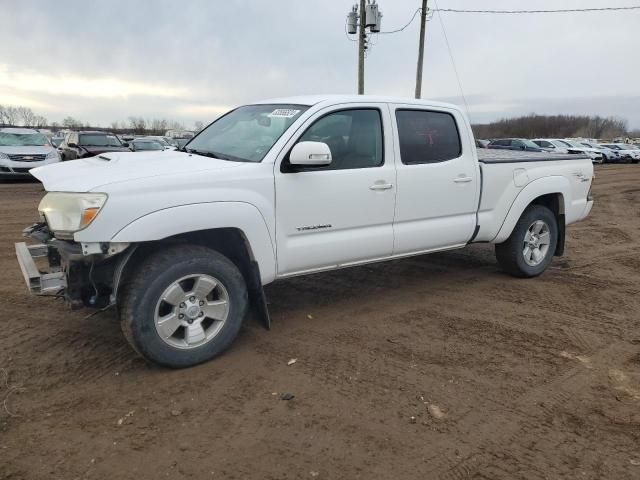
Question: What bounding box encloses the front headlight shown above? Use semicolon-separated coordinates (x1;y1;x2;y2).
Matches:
45;150;59;160
38;192;107;238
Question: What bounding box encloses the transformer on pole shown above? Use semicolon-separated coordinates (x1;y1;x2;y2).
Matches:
347;0;383;94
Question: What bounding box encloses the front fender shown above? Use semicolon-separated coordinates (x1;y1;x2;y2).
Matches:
492;176;570;244
110;202;276;284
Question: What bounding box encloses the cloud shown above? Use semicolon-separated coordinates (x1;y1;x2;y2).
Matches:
0;0;637;128
0;64;188;99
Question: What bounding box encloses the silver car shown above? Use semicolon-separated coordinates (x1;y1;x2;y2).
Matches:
0;127;61;178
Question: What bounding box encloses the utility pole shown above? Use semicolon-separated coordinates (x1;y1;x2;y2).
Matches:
415;0;428;98
358;0;366;94
347;1;382;95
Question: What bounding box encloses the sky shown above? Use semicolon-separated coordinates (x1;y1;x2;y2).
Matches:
0;0;638;129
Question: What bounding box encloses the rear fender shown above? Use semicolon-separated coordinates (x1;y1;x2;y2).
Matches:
493;176;570;244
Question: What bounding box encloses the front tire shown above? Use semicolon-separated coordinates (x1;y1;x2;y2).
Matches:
495;205;558;278
119;245;248;368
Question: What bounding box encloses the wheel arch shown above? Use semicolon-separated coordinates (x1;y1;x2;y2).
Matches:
493;176;569;246
110;202;276;285
115;226;273;329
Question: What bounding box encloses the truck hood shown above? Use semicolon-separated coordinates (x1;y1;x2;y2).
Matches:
30;151;243;192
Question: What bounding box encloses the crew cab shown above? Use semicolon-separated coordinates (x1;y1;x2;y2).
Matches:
15;95;594;368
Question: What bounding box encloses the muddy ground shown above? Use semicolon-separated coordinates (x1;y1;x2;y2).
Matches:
0;165;639;480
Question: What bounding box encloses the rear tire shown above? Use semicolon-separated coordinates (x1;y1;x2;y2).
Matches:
119;245;248;368
495;205;558;278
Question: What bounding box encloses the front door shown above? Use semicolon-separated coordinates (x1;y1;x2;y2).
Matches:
275;104;396;276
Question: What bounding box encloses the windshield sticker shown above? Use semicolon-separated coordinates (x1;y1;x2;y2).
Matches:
268;109;301;118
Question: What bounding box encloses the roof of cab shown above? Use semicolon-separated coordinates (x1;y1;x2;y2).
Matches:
253;94;461;111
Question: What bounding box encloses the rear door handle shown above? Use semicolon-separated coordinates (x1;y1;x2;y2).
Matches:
453;176;473;183
369;183;393;191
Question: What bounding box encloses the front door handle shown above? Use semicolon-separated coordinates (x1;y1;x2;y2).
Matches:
453;176;473;183
370;183;393;191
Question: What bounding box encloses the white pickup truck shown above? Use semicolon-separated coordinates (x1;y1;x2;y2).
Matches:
15;95;594;368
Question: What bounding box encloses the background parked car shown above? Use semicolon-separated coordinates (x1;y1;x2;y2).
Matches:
600;143;640;163
129;138;165;151
561;140;604;163
576;141;621;163
0;127;60;178
174;137;191;149
488;138;543;152
58;131;131;160
531;139;601;163
50;137;64;148
475;139;490;148
140;136;178;150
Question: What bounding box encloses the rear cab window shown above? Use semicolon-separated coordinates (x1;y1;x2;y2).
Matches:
395;109;462;164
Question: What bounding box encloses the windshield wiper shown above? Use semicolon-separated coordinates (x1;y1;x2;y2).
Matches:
187;149;239;161
186;148;220;159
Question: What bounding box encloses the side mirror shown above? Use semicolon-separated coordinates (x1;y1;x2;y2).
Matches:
122;142;129;147
68;142;77;148
289;141;332;167
520;145;526;150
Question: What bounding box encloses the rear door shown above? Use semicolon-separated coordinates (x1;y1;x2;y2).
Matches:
274;103;396;275
390;105;480;255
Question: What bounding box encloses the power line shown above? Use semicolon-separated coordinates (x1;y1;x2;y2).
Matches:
378;8;421;34
433;0;469;116
434;6;640;14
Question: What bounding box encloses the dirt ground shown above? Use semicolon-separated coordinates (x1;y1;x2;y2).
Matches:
0;165;639;480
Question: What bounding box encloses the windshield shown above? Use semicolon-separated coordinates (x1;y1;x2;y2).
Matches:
521;139;541;149
0;132;49;146
186;104;309;162
617;144;634;150
133;141;163;150
80;134;122;147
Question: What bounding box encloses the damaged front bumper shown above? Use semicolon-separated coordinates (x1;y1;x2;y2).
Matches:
15;242;67;294
15;223;132;309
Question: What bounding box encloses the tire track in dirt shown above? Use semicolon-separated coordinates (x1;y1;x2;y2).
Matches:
434;341;639;479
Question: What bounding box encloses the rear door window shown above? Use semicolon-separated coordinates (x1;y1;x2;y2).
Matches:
395;110;462;164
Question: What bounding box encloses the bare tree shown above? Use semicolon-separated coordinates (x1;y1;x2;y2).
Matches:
4;106;20;125
149;118;168;135
194;121;204;132
62;116;83;128
128;116;147;134
167;120;185;131
33;115;48;128
473;114;629;140
16;106;36;126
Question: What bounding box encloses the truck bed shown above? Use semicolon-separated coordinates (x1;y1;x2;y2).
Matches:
477;149;589;164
